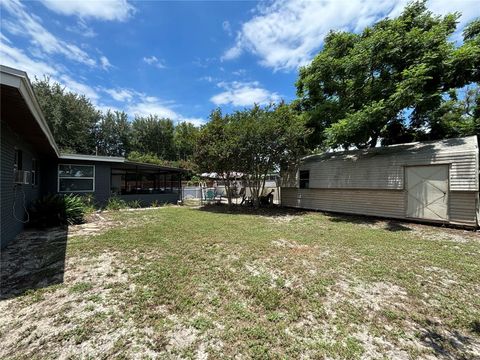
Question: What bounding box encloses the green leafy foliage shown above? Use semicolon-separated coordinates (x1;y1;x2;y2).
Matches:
29;194;85;228
33;77;100;154
194;104;310;205
105;197;128;211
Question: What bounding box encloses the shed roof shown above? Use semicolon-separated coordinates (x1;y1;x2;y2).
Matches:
302;136;478;164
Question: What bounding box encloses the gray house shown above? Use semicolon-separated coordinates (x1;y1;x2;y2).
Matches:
282;136;479;228
1;65;184;248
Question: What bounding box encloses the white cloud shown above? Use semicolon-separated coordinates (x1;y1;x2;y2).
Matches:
40;0;135;21
60;74;100;101
102;87;137;102
125;96;206;126
143;56;166;69
222;20;232;36
221;45;243;62
222;0;480;71
198;75;216;83
66;20;97;38
1;0;96;67
1;40;101;103
0;42;58;78
210;81;281;107
100;56;113;70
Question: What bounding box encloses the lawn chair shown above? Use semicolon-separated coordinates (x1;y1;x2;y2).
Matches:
203;188;222;204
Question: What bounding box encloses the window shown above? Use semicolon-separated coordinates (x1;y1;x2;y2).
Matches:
14;149;23;171
58;164;95;192
32;158;39;186
299;170;309;189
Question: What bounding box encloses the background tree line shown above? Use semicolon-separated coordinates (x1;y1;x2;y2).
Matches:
33;77;199;169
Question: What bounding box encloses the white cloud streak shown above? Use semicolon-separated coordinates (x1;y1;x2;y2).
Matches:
1;0;97;67
223;0;480;71
100;56;113;70
40;0;135;21
143;56;166;69
210;81;281;107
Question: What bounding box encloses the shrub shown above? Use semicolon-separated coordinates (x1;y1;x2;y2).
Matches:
128;200;142;209
80;194;96;215
105;196;127;211
64;195;85;225
29;194;85;228
151;200;160;207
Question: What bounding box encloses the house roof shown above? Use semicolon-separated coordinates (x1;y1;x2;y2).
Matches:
302;135;478;164
59;153;187;172
0;65;60;157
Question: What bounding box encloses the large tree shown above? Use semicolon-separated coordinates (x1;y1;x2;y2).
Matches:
95;110;131;156
131;115;176;160
33;77;100;154
195;105;310;206
233;103;310;206
194;109;239;205
174;121;200;161
296;1;479;150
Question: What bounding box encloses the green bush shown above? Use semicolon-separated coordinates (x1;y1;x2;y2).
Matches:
151;200;160;207
80;194;96;214
128;200;142;208
105;196;127;211
29;194;85;228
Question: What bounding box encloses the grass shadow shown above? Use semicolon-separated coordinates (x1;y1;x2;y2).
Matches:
327;212;413;232
198;204;308;218
419;326;477;359
0;226;68;300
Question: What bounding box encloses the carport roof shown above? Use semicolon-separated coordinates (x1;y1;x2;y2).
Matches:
59;153;187;172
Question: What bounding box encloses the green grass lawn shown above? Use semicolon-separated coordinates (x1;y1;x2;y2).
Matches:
1;206;479;359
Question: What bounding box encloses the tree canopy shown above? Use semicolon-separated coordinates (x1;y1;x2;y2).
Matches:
295;0;480;150
194;104;310;205
33;77;199;167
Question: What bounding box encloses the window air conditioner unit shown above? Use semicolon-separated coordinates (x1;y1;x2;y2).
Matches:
14;170;31;185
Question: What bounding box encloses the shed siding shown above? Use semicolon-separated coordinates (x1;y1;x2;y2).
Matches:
1;121;42;248
449;192;478;226
281;188;478;227
281;188;405;219
302;150;478;191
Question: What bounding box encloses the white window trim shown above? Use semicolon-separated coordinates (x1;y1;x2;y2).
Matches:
58;164;95;193
31;158;37;187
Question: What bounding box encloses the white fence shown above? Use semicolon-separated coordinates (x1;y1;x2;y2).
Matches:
182;187;203;200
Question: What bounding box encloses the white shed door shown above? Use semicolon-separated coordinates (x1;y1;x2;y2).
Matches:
406;165;449;221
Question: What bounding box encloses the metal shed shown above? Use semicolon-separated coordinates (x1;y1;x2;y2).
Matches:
281;136;479;227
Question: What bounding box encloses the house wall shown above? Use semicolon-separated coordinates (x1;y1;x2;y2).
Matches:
44;160;181;207
43;160;112;206
1;121;44;248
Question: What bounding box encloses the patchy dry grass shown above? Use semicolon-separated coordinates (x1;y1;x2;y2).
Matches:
1;206;479;359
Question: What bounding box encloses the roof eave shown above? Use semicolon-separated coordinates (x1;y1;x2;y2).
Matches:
0;65;60;157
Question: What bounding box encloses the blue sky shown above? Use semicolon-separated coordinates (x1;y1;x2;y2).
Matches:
1;0;479;126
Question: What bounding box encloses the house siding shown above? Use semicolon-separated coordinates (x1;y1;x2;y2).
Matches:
43;160;112;206
1;121;43;248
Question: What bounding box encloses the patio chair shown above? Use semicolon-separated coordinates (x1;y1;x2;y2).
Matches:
204;188;222;204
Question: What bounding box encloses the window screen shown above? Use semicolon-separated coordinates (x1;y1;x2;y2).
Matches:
58;164;95;192
299;170;309;189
